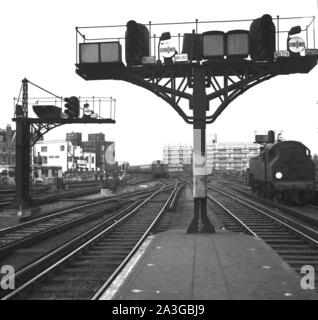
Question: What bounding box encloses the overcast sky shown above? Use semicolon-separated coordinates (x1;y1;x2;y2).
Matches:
1;0;318;164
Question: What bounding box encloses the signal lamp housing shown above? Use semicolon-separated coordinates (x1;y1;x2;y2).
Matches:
125;21;149;66
226;30;249;58
182;33;203;61
288;36;306;54
202;31;225;59
79;42;122;64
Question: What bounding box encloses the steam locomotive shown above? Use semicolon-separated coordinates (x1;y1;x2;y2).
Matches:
248;140;316;204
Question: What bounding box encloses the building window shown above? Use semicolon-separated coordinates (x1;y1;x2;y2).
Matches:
41;146;47;152
3;148;6;153
42;157;47;164
67;156;72;162
55;156;60;159
60;145;65;151
92;156;94;163
49;156;54;159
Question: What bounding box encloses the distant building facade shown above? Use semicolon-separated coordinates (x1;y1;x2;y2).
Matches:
0;125;16;171
162;144;192;172
35;132;115;173
163;135;260;174
34;140;96;172
206;139;260;174
66;132;82;146
82;133;115;171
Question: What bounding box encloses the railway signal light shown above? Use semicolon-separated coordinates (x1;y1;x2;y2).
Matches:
182;33;203;61
79;42;122;64
226;30;249;58
202;31;225;59
125;20;150;66
15;104;24;118
64;96;80;119
287;26;305;55
249;14;276;61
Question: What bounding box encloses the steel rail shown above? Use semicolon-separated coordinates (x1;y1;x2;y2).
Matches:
209;186;318;246
92;182;179;300
207;194;258;238
0;184;162;234
1;184;175;300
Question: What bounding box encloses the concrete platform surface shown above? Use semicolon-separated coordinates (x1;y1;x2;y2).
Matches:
105;229;318;300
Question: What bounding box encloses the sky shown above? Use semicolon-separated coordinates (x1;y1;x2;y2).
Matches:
1;0;318;164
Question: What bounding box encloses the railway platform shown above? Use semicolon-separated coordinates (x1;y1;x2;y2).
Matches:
100;189;318;300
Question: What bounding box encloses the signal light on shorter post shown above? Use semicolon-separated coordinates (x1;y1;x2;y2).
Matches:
64;96;80;119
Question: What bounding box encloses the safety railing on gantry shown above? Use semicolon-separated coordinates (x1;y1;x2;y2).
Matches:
75;15;317;66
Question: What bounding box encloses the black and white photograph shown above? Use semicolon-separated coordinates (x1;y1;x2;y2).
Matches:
0;0;318;306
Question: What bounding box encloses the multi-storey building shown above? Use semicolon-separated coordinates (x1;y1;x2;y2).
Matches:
206;142;260;174
207;136;260;174
162;144;192;172
0;125;16;172
163;136;260;174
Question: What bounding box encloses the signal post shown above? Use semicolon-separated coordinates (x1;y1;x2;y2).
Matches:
12;79;115;213
189;68;214;233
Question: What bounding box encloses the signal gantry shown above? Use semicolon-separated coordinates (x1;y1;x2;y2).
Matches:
76;15;318;233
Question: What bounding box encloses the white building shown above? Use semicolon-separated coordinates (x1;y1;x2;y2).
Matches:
162;144;192;172
163;135;260;174
206;135;260;174
34;140;96;172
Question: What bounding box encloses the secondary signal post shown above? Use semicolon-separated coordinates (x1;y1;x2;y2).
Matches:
13;79;116;212
15;79;32;209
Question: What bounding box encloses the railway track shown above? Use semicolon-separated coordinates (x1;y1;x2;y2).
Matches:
207;185;318;291
1;181;184;300
0;182;103;206
212;179;318;230
0;185;163;258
